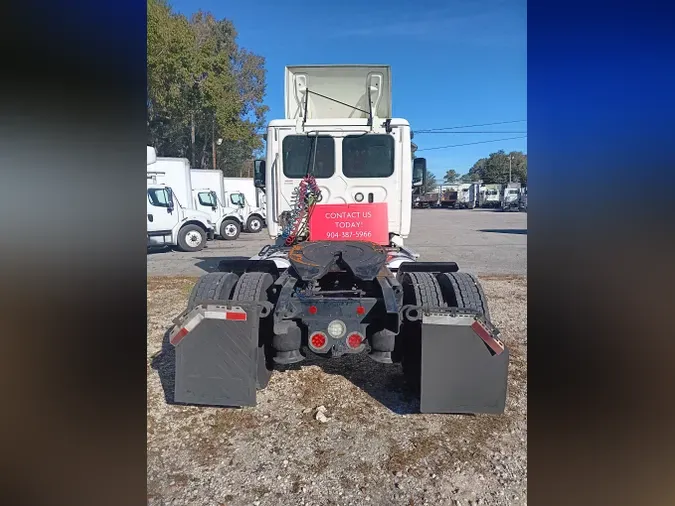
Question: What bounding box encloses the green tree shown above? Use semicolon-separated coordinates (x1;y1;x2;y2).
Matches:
423;172;438;194
444;169;460;183
147;0;268;173
467;151;527;184
467;157;487;182
147;0;198;157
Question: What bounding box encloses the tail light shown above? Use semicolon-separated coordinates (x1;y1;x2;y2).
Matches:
309;331;328;350
346;332;364;349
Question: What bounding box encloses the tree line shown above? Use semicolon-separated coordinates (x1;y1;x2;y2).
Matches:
443;150;527;186
147;0;268;176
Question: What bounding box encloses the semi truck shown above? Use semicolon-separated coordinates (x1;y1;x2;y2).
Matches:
168;65;508;414
500;182;522;212
439;184;459;208
479;184;502;208
146;147;215;252
413;190;439;208
456;183;480;209
519;186;528;212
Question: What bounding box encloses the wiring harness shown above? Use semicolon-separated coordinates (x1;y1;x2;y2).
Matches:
281;175;322;246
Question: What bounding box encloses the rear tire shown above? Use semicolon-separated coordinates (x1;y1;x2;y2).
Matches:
220;219;241;241
246;215;263;234
177;224;206;252
232;272;275;389
398;272;447;390
187;272;240;311
437;272;491;322
399;271;446;310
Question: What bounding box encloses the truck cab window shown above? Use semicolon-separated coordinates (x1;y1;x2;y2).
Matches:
148;188;171;207
343;134;394;178
198;192;215;207
230;193;245;206
282;135;335;179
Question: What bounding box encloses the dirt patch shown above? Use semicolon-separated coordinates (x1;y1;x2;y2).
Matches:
147;276;527;506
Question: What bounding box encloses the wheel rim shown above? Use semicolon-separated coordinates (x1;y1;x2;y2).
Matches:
224;224;238;237
249;218;261;231
185;231;202;248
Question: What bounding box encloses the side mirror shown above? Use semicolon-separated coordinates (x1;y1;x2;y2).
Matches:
254;159;266;189
412;158;427;187
165;188;174;213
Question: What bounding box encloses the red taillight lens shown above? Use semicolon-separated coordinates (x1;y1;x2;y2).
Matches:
310;332;327;349
356;305;366;315
347;332;363;349
308;305;318;315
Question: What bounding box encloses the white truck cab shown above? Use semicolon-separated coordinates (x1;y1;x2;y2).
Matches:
481;184;502;208
501;183;522;211
222;177;266;232
253;65;423;245
190;169;247;240
146;148;215;252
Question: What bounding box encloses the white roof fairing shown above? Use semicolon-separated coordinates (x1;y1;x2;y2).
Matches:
285;65;392;120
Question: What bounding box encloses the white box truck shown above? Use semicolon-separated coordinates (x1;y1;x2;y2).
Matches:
223;176;267;230
146;148;215;252
190;169;249;240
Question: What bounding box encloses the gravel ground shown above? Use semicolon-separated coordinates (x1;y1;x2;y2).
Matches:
147;209;527;277
147;275;527;506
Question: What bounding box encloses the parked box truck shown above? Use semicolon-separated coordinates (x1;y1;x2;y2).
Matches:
190;169;248;240
223;176;267;226
146;149;215;252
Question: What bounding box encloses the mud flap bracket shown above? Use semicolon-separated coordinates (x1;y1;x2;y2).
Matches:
170;302;265;407
419;311;509;414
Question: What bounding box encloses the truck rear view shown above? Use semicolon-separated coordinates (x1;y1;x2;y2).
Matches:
168;65;509;414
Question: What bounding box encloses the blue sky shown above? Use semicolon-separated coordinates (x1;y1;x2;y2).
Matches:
169;0;526;179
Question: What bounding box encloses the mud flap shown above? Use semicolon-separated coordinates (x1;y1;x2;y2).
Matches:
170;302;263;407
420;312;509;414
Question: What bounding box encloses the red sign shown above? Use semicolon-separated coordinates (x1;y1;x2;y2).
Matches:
309;203;389;245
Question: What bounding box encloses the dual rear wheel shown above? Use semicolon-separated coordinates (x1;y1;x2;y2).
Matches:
187;271;275;389
398;271;491;388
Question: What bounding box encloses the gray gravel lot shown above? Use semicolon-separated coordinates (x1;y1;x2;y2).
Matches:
147;209;527;277
147;207;527;505
147;275;527;506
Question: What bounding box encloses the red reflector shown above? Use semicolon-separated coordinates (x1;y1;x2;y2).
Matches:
347;333;363;348
310;332;326;349
226;311;247;321
171;327;189;345
471;321;505;355
356;305;366;315
308;305;318;315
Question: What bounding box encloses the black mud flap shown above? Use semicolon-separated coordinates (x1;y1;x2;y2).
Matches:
420;312;509;414
170;302;263;407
